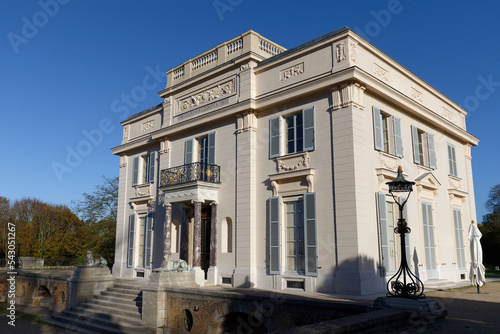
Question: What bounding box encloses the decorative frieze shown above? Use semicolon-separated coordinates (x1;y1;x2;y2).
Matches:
275;152;310;172
141;120;154;132
411;87;423;103
135;183;152;197
374;63;389;82
336;42;346;62
280;63;304;81
349;42;357;63
176;78;235;115
123;125;129;141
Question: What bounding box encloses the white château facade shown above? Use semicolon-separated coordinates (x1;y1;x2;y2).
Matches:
111;28;479;295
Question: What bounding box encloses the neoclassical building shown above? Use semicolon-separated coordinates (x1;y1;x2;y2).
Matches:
111;27;479;295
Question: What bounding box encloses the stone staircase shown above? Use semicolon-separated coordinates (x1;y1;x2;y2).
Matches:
47;280;155;333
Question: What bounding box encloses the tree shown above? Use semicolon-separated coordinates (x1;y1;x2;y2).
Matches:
72;176;118;224
0;197;11;258
72;176;118;265
479;184;500;268
486;184;500;214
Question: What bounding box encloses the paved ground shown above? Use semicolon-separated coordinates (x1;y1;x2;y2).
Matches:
382;279;500;334
1;276;499;333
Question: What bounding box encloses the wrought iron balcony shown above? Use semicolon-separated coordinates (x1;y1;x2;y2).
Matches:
160;162;220;187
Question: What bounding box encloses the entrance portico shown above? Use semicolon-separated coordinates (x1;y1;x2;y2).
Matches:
160;181;219;286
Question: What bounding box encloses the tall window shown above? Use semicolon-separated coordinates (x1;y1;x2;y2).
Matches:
126;213;153;268
375;193;410;275
184;132;216;165
269;107;315;158
132;152;155;186
411;125;436;169
285;198;305;273
372;106;403;157
269;193;317;276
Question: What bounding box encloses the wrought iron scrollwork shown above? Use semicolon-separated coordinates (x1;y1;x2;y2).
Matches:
386;217;425;299
160;162;220;187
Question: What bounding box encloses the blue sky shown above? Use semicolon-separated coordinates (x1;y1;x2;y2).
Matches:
1;0;499;220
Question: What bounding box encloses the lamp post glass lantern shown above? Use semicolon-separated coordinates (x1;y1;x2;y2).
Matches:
386;166;424;298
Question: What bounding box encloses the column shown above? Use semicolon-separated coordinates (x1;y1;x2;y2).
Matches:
163;202;172;254
210;202;218;266
192;201;202;268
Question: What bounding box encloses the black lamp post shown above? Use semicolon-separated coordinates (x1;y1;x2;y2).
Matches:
386;166;424;298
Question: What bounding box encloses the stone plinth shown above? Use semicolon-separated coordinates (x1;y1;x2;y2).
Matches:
67;266;114;309
142;271;199;328
373;297;447;321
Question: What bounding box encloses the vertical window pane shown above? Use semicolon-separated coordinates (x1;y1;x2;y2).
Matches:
382;114;389;153
296;113;303;152
138;217;145;267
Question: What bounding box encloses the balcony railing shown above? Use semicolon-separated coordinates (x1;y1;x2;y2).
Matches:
160;162;220;187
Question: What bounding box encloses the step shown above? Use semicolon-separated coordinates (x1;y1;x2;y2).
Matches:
77;301;142;318
54;309;146;331
87;298;142;313
66;306;145;326
99;290;142;303
49;313;151;334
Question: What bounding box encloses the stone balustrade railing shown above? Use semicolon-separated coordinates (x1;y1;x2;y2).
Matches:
166;30;286;88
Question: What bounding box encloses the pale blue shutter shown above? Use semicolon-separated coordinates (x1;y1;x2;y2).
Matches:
184;139;193;164
303;107;315;151
427;133;436;169
453;209;466;269
132;157;139;186
269;197;281;274
269;116;281;158
393;116;403;158
144;213;154;269
127;214;135;267
376;193;390;275
208;132;216;164
147;152;155;183
448;144;457;176
373;106;384;151
411;125;421;164
304;192;318;276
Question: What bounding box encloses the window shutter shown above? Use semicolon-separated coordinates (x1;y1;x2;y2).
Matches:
303;107;315;151
393;116;403;158
427;133;436;169
127;214;135;268
184;139;193;164
453;209;466;269
411;125;421;164
269;197;281;274
376;192;390;275
448;144;457;176
132;157;139;186
147;152;155;183
269;116;281;158
304;192;318;276
373;106;384;151
208;132;216;164
144;213;154;268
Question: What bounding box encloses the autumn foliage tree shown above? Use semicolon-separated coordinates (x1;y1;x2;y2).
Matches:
1;198;87;266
